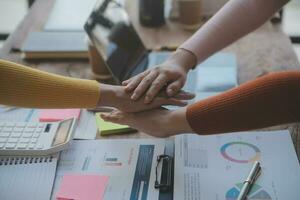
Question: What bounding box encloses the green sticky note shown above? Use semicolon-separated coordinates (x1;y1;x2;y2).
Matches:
95;113;134;136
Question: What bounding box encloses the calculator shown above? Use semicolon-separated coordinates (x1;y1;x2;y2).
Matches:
0;118;77;156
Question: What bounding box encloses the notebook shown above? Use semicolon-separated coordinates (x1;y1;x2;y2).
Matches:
21;32;88;59
0;154;58;200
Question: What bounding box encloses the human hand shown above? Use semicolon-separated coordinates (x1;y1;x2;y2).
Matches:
97;84;195;113
123;49;197;103
100;107;193;137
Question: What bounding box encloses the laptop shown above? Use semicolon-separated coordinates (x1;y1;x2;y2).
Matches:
84;0;171;84
84;0;237;97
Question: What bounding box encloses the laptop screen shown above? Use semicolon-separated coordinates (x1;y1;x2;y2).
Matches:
85;1;147;84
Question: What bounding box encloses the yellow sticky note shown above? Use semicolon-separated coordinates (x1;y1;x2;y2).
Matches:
95;113;135;136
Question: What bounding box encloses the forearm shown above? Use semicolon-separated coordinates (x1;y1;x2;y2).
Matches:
186;71;300;135
180;0;288;65
0;59;100;108
169;107;194;134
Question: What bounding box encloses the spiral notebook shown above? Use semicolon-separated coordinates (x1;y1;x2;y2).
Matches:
0;155;58;200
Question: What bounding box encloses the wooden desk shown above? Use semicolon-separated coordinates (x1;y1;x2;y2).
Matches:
0;0;300;158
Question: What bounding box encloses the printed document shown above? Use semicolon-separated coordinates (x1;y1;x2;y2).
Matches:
51;139;165;200
174;131;300;200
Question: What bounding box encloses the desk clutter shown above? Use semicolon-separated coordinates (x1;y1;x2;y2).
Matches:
1;128;300;199
1;51;300;199
19;0;229;60
20;0;102;60
2;1;300;199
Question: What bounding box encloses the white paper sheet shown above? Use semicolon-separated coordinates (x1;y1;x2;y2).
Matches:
51;139;165;200
73;110;97;140
174;131;300;200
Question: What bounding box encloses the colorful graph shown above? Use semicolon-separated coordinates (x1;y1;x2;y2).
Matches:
220;142;261;163
226;183;272;200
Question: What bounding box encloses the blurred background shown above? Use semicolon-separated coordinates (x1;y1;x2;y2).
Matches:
0;0;300;60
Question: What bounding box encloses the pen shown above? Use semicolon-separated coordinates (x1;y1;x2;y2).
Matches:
237;161;262;200
87;106;115;113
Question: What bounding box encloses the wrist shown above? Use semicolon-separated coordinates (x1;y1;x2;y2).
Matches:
97;83;118;107
168;107;194;135
168;48;197;72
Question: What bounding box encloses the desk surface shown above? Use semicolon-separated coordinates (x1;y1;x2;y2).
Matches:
0;0;300;159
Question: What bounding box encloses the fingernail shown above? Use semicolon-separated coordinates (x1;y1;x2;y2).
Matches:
124;87;130;92
168;89;173;96
144;97;150;104
131;94;137;100
126;86;131;90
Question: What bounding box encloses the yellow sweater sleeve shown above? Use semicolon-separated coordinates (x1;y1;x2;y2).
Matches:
0;59;100;108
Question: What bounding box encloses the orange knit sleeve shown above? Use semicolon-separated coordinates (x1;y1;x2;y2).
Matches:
0;59;100;108
186;71;300;134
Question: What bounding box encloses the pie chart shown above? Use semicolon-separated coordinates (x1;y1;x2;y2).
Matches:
220;142;261;164
225;183;272;200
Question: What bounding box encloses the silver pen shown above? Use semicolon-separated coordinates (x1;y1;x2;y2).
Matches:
237;161;262;200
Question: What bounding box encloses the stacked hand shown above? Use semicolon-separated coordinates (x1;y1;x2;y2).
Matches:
123;49;196;103
100;107;193;137
99;49;197;136
97;84;195;113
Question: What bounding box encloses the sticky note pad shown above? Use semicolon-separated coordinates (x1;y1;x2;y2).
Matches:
95;113;134;136
56;174;109;200
39;109;81;122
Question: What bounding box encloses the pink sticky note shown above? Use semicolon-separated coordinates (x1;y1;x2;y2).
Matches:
39;109;81;122
56;174;109;200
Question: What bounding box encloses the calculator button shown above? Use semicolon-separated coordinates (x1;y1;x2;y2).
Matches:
30;138;38;143
0;143;4;149
19;138;30;143
33;133;40;138
23;132;33;138
27;123;37;128
16;122;27;128
13;127;24;132
17;143;28;149
28;144;35;149
0;138;7;143
5;122;15;127
7;138;18;143
3;127;13;132
38;124;45;129
5;143;16;149
36;144;44;149
0;122;5;126
11;132;22;138
35;128;43;133
24;127;35;133
0;132;10;137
